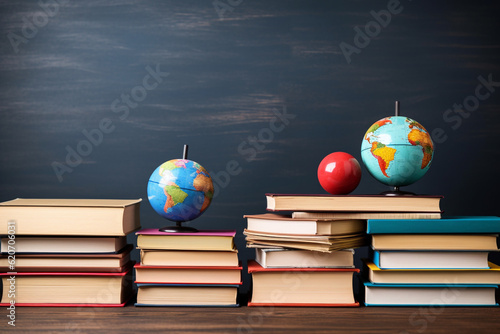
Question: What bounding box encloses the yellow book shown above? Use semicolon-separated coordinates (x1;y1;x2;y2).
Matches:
365;260;500;284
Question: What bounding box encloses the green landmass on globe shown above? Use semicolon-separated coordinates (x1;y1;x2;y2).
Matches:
361;116;434;187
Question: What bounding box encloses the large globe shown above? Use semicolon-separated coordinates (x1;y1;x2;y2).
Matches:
361;116;434;187
147;159;214;222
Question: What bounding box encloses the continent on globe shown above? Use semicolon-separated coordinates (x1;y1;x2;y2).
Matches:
407;119;434;169
364;117;392;141
163;184;188;213
193;173;213;212
369;142;396;178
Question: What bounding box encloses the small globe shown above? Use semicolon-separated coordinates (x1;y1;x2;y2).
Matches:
147;159;214;222
361;116;434;187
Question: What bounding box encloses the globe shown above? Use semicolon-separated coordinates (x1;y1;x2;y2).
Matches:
147;159;214;222
361;116;434;187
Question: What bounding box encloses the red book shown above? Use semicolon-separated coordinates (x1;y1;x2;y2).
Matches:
247;260;359;307
0;269;132;307
134;263;242;284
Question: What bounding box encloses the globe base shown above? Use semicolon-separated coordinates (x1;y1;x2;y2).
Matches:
159;222;199;233
380;186;416;196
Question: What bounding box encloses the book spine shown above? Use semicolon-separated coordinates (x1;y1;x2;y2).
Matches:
372;251;381;268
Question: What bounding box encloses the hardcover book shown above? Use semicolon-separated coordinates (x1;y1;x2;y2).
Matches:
371;234;498;251
135;283;240;307
0;245;133;272
364;282;498;306
0;236;128;254
244;213;366;235
292;211;442;220
136;229;236;251
0;269;133;306
0;198;141;236
140;249;239;267
367;216;500;234
372;250;491;269
364;260;500;284
247;260;359;307
255;248;354;268
265;193;442;213
134;264;242;284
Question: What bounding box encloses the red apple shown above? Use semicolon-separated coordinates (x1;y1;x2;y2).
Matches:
317;152;362;195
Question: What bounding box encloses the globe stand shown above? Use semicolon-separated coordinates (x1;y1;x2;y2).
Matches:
380;186;416;196
159;221;198;233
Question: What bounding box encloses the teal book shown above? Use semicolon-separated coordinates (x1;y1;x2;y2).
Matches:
367;216;500;234
363;281;499;306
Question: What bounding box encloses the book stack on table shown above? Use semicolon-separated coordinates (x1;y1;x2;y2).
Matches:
134;229;241;306
243;194;399;307
363;216;500;306
0;198;141;307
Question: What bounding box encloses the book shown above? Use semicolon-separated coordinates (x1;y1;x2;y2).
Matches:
364;282;498;306
0;245;133;272
134;264;242;284
244;213;366;235
255;248;354;268
364;260;500;284
266;194;442;213
371;234;499;251
136;229;235;251
292;211;442;220
0;198;141;236
247;260;359;306
140;249;239;267
0;269;132;306
373;250;491;269
135;283;239;307
367;216;500;234
1;236;128;254
244;229;368;252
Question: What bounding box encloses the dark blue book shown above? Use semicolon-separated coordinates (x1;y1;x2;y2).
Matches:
367;216;500;234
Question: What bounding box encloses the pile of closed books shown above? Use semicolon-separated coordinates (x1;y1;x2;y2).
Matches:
363;216;500;306
134;228;241;306
243;193;391;307
0;198;141;307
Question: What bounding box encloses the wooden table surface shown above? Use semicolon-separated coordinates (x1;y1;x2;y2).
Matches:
3;303;499;333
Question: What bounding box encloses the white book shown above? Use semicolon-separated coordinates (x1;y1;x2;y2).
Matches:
373;250;490;269
255;248;354;268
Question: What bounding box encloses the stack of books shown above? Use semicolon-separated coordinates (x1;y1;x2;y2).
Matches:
243;194;397;307
0;198;141;307
134;229;241;306
363;216;500;306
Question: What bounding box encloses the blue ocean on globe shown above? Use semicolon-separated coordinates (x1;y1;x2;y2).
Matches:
147;159;214;222
361;116;434;187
